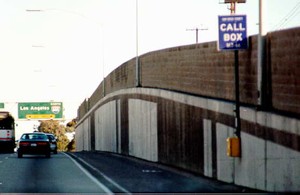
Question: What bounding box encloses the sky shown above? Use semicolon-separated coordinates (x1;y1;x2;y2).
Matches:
0;0;300;137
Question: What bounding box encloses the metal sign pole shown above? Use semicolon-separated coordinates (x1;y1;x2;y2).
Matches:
231;1;241;138
220;0;247;157
234;50;241;137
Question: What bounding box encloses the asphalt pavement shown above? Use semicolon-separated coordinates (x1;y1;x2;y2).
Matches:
0;152;111;193
67;151;264;193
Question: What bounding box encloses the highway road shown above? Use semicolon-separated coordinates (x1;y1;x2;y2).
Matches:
0;151;256;193
0;152;111;193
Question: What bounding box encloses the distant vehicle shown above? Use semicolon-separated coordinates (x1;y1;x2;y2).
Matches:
0;112;15;153
17;133;51;158
45;133;58;154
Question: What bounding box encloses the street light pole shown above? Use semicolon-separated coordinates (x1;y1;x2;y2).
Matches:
257;0;266;107
26;9;42;12
135;0;140;87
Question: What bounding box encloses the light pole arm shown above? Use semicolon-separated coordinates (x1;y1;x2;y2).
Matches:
26;9;43;12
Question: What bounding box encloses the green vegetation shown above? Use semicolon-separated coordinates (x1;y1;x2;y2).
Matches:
38;119;76;152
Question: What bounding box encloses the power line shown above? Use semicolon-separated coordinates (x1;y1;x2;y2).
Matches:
186;27;208;43
272;2;300;31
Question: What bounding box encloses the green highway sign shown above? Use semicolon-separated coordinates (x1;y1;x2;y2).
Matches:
0;103;4;109
18;102;63;119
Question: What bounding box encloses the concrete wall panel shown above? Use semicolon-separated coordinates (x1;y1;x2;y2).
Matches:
83;117;91;151
117;99;121;153
76;117;91;151
266;140;300;191
216;123;235;183
235;133;266;190
94;101;117;152
128;99;158;162
203;119;213;177
75;123;84;151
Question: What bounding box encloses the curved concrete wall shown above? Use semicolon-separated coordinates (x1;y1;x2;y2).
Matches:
76;88;300;192
76;27;300;192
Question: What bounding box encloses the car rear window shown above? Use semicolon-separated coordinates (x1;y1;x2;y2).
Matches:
22;134;47;140
47;135;55;140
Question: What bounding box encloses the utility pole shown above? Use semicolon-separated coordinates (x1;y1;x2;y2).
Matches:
224;0;246;13
186;26;208;43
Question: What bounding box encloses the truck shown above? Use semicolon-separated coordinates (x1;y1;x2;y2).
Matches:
0;112;15;152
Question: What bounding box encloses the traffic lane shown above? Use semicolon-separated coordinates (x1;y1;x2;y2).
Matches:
0;153;111;193
69;151;248;193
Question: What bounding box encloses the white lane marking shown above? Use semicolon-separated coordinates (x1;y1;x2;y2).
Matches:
64;153;131;194
142;169;161;173
63;153;113;194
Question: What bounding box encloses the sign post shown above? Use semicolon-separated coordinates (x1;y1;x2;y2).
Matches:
220;0;247;158
218;14;248;139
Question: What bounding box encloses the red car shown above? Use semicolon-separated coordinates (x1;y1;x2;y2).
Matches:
17;133;51;158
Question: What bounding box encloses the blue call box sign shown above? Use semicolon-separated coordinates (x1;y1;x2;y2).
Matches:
218;15;248;50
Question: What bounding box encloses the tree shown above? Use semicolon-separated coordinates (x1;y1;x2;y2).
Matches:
66;135;75;152
66;118;77;133
65;118;76;151
38;120;69;151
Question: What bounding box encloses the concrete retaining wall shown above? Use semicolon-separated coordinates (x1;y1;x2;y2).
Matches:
76;88;300;192
75;27;300;192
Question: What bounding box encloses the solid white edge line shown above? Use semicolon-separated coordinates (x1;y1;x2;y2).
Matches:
63;152;113;194
66;153;131;194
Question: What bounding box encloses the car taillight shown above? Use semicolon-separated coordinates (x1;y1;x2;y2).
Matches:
37;142;48;146
20;142;30;146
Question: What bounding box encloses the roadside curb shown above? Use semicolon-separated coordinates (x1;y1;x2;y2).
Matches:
67;151;264;193
65;152;130;194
